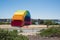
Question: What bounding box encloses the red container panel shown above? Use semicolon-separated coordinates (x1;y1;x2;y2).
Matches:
11;20;23;27
24;21;31;25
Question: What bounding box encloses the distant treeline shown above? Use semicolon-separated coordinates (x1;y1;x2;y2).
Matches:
0;19;60;25
0;22;10;25
31;19;60;25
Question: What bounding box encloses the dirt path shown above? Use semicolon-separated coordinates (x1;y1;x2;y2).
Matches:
27;35;60;40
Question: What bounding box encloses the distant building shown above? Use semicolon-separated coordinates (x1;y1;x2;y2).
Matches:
0;19;11;23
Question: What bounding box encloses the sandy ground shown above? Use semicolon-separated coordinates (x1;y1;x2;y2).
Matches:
0;25;60;36
0;25;60;40
0;25;47;28
0;25;47;35
0;25;59;28
28;35;60;40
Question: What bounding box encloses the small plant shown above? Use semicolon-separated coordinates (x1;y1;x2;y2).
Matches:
40;27;60;37
0;29;29;40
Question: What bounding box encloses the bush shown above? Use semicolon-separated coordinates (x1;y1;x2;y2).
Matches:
0;22;10;25
0;29;29;40
40;27;60;37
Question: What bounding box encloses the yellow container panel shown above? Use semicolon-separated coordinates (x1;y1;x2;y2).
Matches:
12;15;24;20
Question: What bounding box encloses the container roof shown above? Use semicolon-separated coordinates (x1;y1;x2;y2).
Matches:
14;10;27;15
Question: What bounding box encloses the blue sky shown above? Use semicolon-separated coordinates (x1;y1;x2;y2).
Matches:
0;0;60;19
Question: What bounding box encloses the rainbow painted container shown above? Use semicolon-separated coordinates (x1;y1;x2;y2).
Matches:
11;10;31;27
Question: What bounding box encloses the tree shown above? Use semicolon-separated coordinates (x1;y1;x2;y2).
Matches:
44;20;53;28
31;19;37;25
37;19;44;25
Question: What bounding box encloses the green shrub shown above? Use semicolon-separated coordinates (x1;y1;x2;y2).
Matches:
0;29;29;40
40;27;60;37
0;22;10;25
